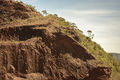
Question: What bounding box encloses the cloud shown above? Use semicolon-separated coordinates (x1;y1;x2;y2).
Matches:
54;9;120;53
94;36;120;53
61;9;119;15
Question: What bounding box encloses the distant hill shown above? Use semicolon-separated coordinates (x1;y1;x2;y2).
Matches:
110;53;120;61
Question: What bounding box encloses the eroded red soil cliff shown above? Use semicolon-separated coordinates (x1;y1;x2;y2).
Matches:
0;24;111;80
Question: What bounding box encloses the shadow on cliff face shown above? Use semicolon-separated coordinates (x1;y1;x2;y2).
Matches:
52;33;95;61
83;67;112;80
0;24;50;41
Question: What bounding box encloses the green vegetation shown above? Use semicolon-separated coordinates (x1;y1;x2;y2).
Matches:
42;10;48;16
87;30;94;39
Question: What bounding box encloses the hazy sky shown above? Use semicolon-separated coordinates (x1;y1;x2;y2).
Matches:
22;0;120;53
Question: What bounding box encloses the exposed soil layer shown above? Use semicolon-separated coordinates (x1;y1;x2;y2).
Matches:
0;24;111;80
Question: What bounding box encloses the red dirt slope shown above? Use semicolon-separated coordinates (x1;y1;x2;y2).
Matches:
0;24;112;80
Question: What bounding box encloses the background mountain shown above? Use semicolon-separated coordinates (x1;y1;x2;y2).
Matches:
0;0;120;80
110;53;120;61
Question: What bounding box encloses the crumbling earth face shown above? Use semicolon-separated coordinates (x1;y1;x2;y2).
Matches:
0;24;112;80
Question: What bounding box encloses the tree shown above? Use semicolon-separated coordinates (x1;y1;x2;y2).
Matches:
42;10;48;16
53;14;58;17
87;30;94;39
69;22;77;29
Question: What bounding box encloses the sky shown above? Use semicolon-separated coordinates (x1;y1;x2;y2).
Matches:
21;0;120;53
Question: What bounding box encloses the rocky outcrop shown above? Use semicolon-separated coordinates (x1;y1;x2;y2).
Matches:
0;24;112;80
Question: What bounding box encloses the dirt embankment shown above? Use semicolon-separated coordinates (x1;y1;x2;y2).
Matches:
0;0;112;80
0;23;112;80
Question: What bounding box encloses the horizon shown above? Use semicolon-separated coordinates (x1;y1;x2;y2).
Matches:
21;0;120;53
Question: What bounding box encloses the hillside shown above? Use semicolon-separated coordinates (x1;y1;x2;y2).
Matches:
0;0;120;80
